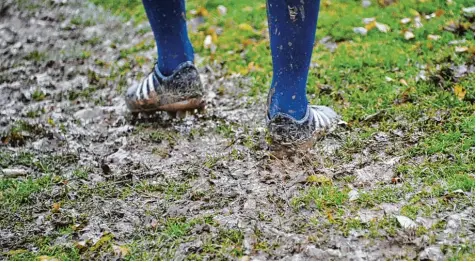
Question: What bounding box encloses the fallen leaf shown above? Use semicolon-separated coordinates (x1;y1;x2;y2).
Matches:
435;9;445;17
362;0;372;8
427;34;441;40
203;35;217;53
217;5;227;16
52;202;61;213
376;22;390;33
396;215;417;229
196;6;209;17
353;27;368;35
395;86;414;104
399;79;408;86
385;76;394;82
414;16;423;28
404;31;415;40
454;85;466;100
455;46;468;53
363;17;376;24
238;23;254;32
462;6;475;17
365;21;376;31
400;18;411;24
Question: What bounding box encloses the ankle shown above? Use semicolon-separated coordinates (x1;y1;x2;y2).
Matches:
267;93;308;120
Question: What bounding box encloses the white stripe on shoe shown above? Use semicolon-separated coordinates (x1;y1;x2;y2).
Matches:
136;80;143;100
142;77;150;100
147;73;155;94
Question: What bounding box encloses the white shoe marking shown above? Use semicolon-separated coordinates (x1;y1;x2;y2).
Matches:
136;80;143;100
141;76;150;100
147;73;155;94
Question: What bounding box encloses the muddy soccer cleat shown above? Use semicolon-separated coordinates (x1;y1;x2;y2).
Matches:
267;105;344;155
125;61;205;117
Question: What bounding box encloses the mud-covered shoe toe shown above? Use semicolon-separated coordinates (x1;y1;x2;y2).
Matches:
267;104;342;150
124;61;204;114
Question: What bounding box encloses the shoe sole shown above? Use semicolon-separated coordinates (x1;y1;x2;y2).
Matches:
129;97;206;118
268;127;335;159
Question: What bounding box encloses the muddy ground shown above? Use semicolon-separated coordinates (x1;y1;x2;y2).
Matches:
0;0;474;260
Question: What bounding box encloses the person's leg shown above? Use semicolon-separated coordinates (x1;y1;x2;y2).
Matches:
142;0;194;76
266;0;342;148
266;0;320;120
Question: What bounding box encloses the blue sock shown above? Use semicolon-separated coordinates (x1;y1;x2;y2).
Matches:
267;0;320;120
142;0;194;76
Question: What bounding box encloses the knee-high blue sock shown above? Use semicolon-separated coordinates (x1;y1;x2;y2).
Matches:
267;0;320;120
142;0;194;76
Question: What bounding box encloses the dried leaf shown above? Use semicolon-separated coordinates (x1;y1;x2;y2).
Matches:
396;215;417;229
196;7;209;17
353;27;368;35
52;202;61;213
217;5;227;16
203;35;216;53
400;18;411;24
454;85;466;100
399;79;408;86
414;16;423;28
435;9;445;17
427;34;441;40
365;20;377;31
363;17;376;24
238;23;254;32
455;46;468;53
462;6;475;17
376;22;390;33
404;31;415;40
241;39;254;47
